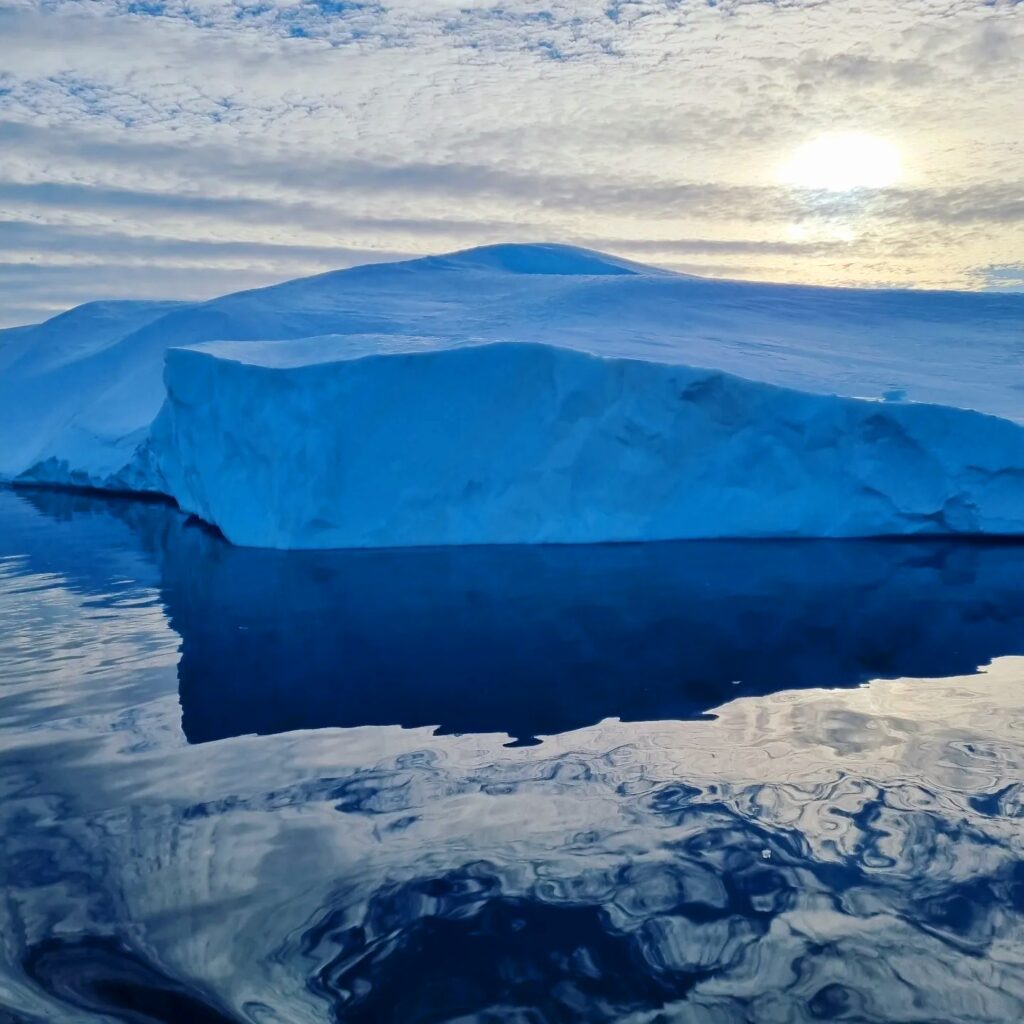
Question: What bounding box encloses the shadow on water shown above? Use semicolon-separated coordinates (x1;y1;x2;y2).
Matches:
13;487;1024;745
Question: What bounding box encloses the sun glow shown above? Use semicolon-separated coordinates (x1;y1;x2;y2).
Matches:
779;132;903;191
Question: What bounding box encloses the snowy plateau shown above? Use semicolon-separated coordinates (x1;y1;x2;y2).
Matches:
1;243;1023;549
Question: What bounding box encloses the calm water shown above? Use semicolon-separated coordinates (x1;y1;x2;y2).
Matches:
2;488;1024;1023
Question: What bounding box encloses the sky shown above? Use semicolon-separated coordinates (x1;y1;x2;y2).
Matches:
0;0;1021;327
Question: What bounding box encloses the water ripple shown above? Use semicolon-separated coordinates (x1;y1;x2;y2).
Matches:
2;490;1024;1021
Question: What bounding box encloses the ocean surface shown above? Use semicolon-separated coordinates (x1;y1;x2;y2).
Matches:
2;487;1024;1023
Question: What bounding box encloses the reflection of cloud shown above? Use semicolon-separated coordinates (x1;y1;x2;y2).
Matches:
0;492;178;724
5;620;1024;1018
1;0;1022;321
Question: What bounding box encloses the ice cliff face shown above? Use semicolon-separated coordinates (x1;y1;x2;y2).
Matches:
2;244;1023;548
148;335;1024;549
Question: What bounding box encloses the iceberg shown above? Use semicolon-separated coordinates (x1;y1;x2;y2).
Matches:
2;244;1023;548
148;335;1024;548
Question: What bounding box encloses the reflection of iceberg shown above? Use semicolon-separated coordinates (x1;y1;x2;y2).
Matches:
16;489;1024;744
16;487;1024;745
161;526;1024;744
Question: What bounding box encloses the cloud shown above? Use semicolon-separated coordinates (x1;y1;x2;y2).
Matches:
785;50;936;89
0;0;1021;324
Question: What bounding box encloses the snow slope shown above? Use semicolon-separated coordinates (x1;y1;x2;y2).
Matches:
2;243;1023;547
0;299;186;486
149;335;1024;548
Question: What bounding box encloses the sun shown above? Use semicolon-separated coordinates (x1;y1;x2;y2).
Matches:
778;132;903;191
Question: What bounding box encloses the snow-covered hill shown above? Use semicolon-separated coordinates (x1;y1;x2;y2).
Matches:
2;244;1023;547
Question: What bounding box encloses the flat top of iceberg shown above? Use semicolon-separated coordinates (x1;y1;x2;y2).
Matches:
171;242;1024;423
182;334;478;369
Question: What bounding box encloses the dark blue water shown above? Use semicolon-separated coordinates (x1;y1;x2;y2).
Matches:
2;487;1024;1023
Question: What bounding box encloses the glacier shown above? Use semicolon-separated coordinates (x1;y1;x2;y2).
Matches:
2;243;1023;548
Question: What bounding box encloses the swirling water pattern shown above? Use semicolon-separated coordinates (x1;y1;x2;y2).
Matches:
1;489;1024;1023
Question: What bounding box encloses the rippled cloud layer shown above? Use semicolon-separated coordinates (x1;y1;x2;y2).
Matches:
0;0;1021;324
